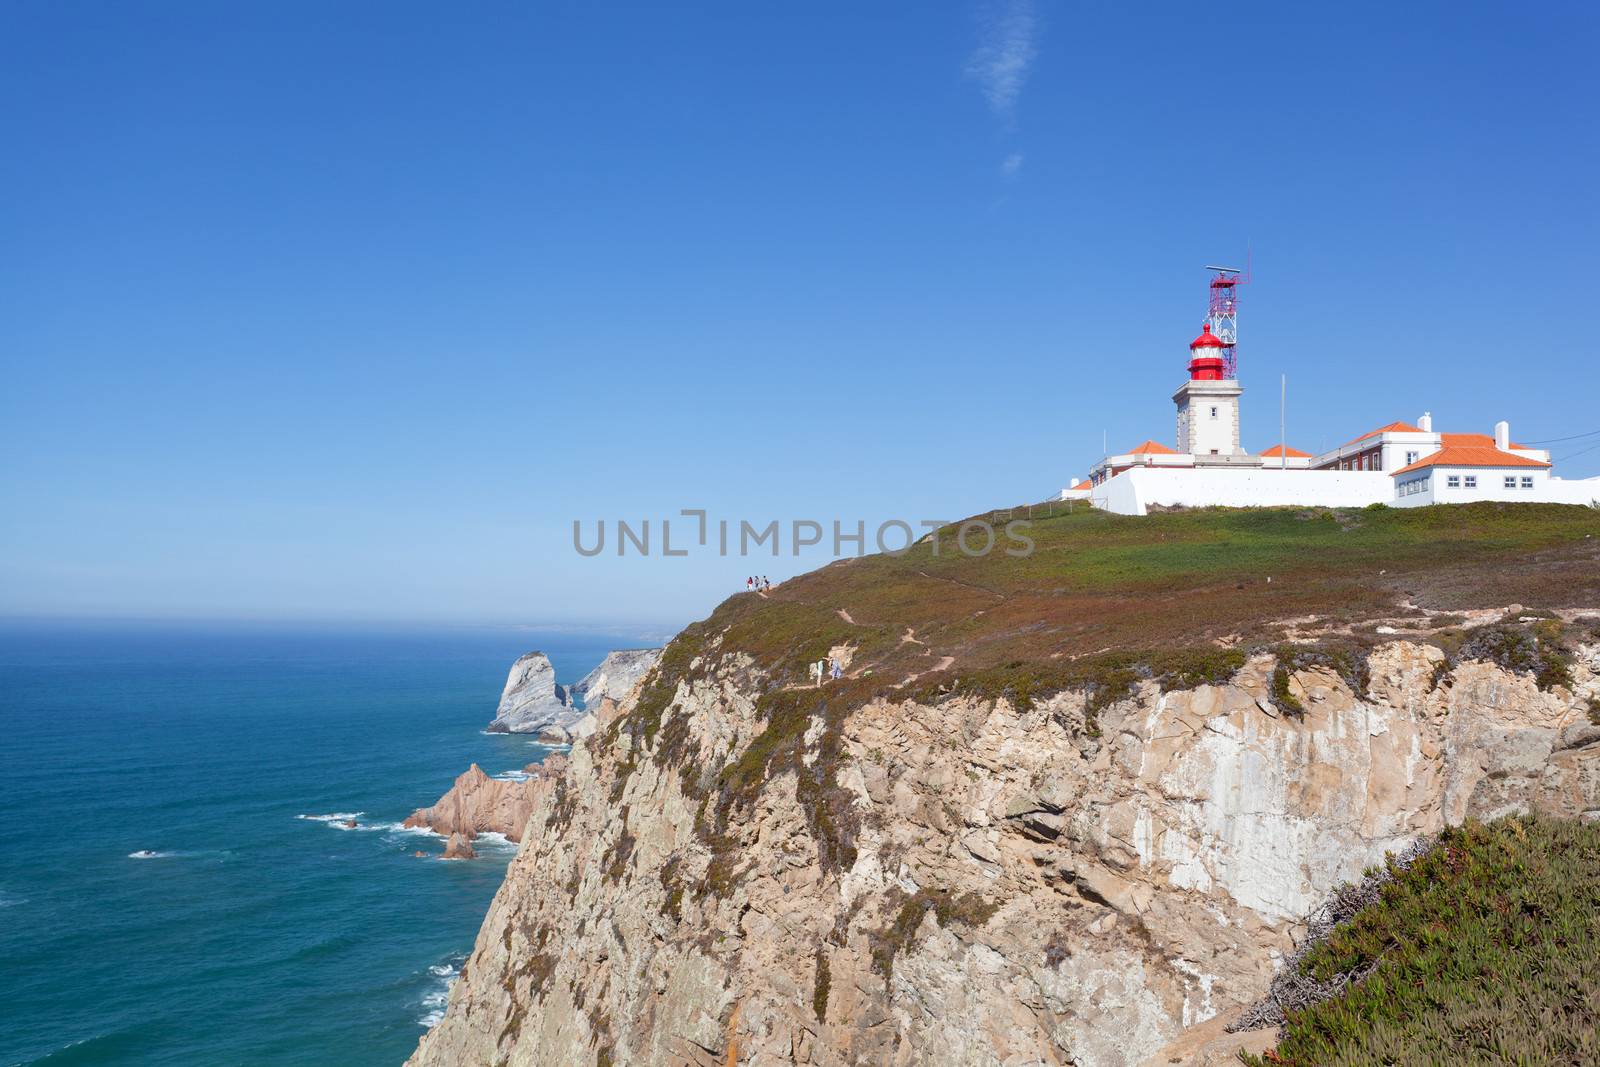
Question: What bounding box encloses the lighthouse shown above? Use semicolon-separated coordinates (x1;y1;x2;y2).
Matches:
1173;323;1247;460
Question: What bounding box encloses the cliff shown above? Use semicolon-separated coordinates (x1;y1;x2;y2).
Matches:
411;503;1600;1066
571;648;662;716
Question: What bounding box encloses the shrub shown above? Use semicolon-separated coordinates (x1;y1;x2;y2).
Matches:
1270;662;1304;716
1241;815;1600;1067
812;945;831;1022
1456;623;1573;691
868;886;998;984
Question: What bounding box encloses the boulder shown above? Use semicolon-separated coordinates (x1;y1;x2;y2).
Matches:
442;832;476;860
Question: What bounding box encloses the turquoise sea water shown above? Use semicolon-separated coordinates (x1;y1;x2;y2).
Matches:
0;621;659;1067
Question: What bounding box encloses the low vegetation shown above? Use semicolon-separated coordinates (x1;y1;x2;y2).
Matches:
1244;815;1600;1067
633;502;1600;703
812;944;831;1022
1268;645;1373;716
1454;619;1574;691
869;886;999;984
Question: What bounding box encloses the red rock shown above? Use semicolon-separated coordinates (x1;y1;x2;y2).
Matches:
405;763;541;843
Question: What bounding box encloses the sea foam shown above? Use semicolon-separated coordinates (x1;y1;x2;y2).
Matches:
417;957;464;1028
296;812;364;823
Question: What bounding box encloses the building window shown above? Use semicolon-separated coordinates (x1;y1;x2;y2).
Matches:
1447;475;1460;488
1209;406;1218;418
1521;476;1534;489
1505;476;1517;489
1406;451;1419;465
1465;475;1477;488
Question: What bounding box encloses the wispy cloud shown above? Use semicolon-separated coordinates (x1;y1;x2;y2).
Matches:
965;1;1037;121
1001;152;1024;178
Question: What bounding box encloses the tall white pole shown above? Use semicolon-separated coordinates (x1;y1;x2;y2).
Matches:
1280;374;1287;470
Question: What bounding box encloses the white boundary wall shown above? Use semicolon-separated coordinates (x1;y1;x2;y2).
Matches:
1540;477;1600;507
1092;467;1391;516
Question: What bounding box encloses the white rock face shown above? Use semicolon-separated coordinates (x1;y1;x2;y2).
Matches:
486;652;575;734
411;638;1600;1067
487;647;662;735
571;648;662;712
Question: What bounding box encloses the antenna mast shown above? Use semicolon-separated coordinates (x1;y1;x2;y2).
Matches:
1203;264;1243;379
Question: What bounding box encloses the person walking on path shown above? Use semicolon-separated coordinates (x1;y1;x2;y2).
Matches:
830;658;843;681
746;577;754;593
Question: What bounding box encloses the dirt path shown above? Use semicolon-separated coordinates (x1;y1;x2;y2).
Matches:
915;570;1005;599
895;655;954;688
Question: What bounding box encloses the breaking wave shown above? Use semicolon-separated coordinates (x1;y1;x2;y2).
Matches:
418;956;465;1028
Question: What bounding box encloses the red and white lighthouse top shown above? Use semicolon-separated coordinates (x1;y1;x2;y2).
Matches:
1187;323;1227;380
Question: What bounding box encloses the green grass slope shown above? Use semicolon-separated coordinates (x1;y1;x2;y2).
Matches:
705;502;1600;690
1245;815;1600;1067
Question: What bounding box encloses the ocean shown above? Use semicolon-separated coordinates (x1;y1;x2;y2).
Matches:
0;620;661;1067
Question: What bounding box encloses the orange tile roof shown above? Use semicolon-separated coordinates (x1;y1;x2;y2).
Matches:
1345;421;1422;445
1071;480;1092;491
1391;446;1552;477
1441;432;1536;449
1259;444;1311;458
1125;440;1177;455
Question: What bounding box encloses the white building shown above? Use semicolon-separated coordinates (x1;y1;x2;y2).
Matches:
1067;325;1600;515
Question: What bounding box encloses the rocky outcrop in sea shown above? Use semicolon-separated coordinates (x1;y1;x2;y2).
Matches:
485;648;662;737
485;652;574;734
403;761;558;845
410;627;1600;1066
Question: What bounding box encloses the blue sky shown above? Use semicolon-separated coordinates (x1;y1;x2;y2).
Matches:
3;1;1597;628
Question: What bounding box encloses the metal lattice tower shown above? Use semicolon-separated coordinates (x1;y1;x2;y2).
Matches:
1205;265;1242;379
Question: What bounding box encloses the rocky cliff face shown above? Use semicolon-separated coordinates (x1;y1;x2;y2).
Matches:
572;648;662;715
411;625;1600;1067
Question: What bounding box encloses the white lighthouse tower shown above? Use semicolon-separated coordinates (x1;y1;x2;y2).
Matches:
1173;324;1247;461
